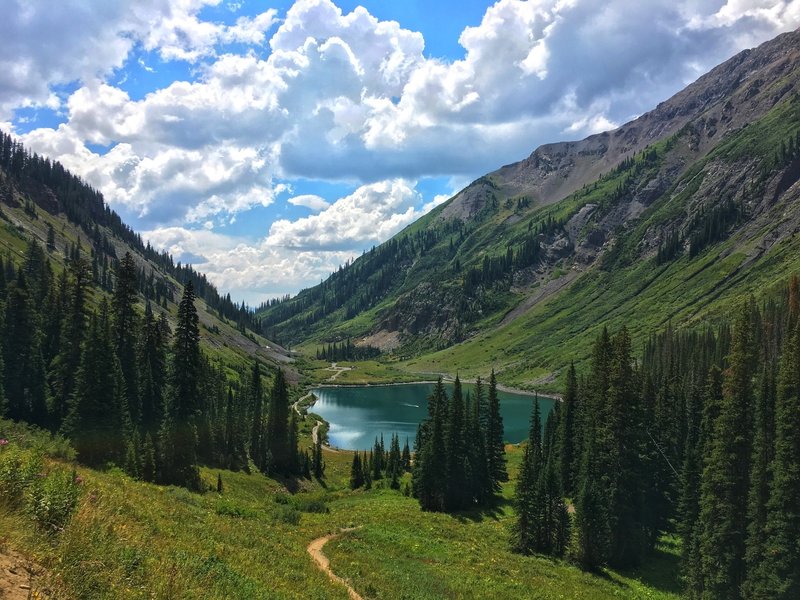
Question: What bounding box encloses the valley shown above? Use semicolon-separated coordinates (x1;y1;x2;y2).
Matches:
1;21;800;600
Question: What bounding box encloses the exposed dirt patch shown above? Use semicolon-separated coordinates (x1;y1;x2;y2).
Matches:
358;330;401;352
0;545;50;599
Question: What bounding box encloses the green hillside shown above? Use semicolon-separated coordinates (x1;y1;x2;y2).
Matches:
259;30;800;390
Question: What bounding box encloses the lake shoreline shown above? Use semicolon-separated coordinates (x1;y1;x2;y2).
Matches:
309;379;561;401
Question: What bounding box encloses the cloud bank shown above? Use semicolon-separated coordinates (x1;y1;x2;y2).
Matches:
3;0;799;300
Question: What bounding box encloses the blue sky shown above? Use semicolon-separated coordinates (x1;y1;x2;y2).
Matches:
2;0;798;303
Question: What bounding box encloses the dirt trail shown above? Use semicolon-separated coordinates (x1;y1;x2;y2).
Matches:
293;392;313;416
0;546;49;599
307;528;363;600
312;421;340;453
326;363;352;381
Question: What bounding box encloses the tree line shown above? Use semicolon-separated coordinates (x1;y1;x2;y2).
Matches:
511;276;800;598
0;241;302;489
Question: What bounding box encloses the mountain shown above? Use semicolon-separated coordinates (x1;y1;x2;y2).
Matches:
0;131;295;380
258;28;800;388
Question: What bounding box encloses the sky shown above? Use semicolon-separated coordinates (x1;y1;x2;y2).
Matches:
2;0;799;305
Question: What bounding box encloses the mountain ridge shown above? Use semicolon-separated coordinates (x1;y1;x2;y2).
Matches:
258;28;800;388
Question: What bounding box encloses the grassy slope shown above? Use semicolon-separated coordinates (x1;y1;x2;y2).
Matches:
0;193;287;381
1;420;679;600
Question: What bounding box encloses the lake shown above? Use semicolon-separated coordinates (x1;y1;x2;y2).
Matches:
309;382;555;450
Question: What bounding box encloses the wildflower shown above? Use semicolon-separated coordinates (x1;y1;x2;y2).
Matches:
75;476;84;485
0;439;8;446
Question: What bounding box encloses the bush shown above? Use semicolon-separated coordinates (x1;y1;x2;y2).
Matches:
27;467;81;532
272;505;300;525
292;497;329;514
215;500;258;519
0;445;42;509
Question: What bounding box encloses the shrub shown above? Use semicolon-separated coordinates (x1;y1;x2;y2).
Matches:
0;446;42;508
27;467;81;531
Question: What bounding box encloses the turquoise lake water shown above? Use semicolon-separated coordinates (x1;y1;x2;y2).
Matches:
310;382;555;450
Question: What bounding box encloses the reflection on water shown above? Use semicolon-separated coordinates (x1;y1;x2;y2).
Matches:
310;382;554;451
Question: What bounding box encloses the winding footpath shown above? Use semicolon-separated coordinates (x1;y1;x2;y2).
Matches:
292;392;313;417
307;528;363;600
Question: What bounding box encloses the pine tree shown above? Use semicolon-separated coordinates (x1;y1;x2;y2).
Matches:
606;328;647;567
742;365;776;597
486;370;507;489
512;397;543;554
312;434;325;479
265;369;292;474
401;437;411;471
388;433;401;489
698;304;754;599
350;452;364;489
414;381;448;511
3;271;47;426
753;321;800;598
445;375;469;508
113;252;140;425
248;361;265;469
557;362;578;496
160;282;201;489
64;302;129;467
49;259;90;430
138;302;167;438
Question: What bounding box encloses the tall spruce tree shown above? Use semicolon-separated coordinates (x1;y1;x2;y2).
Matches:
249;361;265;469
698;304;754;599
2;271;47;426
113;252;140;424
445;375;469;509
556;362;578;497
486;370;507;489
161;282;202;489
754;320;800;598
48;259;89;430
513;397;544;554
265;369;292;474
64;301;129;466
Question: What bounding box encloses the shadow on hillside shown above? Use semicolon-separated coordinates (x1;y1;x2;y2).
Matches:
449;496;514;523
617;536;682;595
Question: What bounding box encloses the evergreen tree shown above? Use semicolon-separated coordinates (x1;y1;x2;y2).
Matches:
486;370;507;489
49;259;90;430
557;362;578;496
312;434;325;479
414;380;448;511
160;282;201;489
64;302;129;466
350;452;364;489
2;271;47;425
742;365;776;598
698;304;754;599
138;302;168;438
113;252;140;424
512;397;544;554
754;321;800;598
445;375;469;509
265;369;292;474
401;437;411;471
248;361;265;469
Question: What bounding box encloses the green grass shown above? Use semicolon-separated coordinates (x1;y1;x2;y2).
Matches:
0;422;681;599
